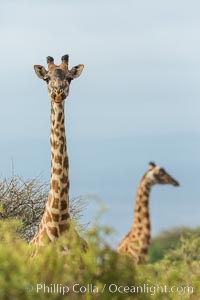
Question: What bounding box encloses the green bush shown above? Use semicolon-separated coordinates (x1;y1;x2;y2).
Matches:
0;219;144;300
139;233;200;299
148;227;198;263
0;176;200;299
0;218;200;299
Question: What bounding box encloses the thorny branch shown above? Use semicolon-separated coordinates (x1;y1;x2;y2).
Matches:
0;175;88;242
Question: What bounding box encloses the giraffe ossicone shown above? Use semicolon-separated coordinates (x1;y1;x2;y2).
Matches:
118;162;179;264
30;55;87;253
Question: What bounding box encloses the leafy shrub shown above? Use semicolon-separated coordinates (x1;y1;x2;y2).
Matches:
148;227;200;263
0;217;200;299
0;175;199;299
0;219;144;300
139;233;200;299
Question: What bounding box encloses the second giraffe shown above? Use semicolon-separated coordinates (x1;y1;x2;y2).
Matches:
118;162;179;264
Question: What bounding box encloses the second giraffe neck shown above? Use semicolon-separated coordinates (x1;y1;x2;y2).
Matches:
49;101;70;213
132;179;151;240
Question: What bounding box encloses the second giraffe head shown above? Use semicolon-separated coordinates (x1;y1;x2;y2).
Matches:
143;162;180;186
33;55;84;103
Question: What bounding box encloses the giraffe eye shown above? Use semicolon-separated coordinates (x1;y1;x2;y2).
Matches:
159;168;165;175
67;78;73;84
43;77;50;84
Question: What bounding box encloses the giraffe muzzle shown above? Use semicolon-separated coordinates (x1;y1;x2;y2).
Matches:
166;174;180;187
170;178;180;187
52;88;65;102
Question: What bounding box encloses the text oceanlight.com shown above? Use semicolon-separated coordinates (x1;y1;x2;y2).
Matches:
33;283;194;296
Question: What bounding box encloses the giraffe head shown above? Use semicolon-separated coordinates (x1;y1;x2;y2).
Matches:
33;55;84;103
144;162;180;186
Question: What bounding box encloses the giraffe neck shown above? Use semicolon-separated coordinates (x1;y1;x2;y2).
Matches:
131;178;151;248
117;178;152;263
46;101;71;235
30;101;71;245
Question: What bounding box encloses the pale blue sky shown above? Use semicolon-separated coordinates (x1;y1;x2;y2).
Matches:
1;1;200;244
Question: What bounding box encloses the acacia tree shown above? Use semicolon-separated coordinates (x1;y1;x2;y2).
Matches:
0;175;87;242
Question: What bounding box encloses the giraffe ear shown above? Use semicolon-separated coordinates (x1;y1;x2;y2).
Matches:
34;65;48;79
69;64;84;79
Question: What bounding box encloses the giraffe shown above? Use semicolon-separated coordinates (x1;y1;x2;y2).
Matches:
30;54;87;252
118;162;179;264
